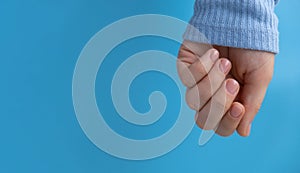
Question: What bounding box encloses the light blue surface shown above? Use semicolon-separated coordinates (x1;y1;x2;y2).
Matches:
1;0;300;172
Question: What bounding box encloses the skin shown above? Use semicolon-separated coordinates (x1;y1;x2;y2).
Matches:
177;40;274;137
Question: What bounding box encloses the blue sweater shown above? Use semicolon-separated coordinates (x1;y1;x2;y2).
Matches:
184;0;279;53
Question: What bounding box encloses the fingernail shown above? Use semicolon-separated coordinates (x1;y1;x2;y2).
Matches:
246;124;252;136
226;79;239;95
210;50;219;61
230;105;242;118
219;59;231;74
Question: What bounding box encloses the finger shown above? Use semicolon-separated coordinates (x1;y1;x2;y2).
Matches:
177;44;198;65
183;40;213;58
215;102;245;137
195;78;240;130
237;80;270;137
237;65;274;136
213;45;229;58
186;58;231;110
177;48;219;88
186;49;219;87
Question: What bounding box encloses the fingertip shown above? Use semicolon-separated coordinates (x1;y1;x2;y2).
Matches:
225;78;240;96
230;102;245;119
237;131;248;137
209;48;219;62
237;121;251;137
215;102;245;137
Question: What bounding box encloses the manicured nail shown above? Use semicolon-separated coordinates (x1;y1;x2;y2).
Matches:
246;124;252;136
230;105;242;118
210;50;219;61
219;59;231;74
226;79;239;95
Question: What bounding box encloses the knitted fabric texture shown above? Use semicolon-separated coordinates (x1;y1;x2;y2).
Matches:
184;0;279;53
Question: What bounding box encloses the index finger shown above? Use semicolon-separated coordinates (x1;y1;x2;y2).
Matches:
177;41;219;88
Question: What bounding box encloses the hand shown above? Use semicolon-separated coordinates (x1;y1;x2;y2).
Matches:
177;41;274;137
177;41;245;137
215;46;275;136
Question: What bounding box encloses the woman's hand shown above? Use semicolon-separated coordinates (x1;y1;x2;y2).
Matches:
177;40;274;137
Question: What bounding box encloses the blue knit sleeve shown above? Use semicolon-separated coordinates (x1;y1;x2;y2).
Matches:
183;0;279;53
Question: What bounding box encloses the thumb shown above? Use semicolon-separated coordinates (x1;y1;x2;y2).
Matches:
237;59;274;137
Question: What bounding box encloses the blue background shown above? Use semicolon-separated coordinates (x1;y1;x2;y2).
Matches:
1;0;300;172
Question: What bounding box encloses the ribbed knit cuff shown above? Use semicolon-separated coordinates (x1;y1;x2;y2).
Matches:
184;0;279;54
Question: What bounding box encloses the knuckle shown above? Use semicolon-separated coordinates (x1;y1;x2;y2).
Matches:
211;96;228;114
177;62;192;87
196;117;210;130
206;73;225;94
177;45;197;64
182;77;194;88
186;88;200;110
196;114;215;130
216;130;234;137
194;60;207;76
177;63;197;88
197;78;213;99
196;120;205;129
202;124;215;130
200;122;215;130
